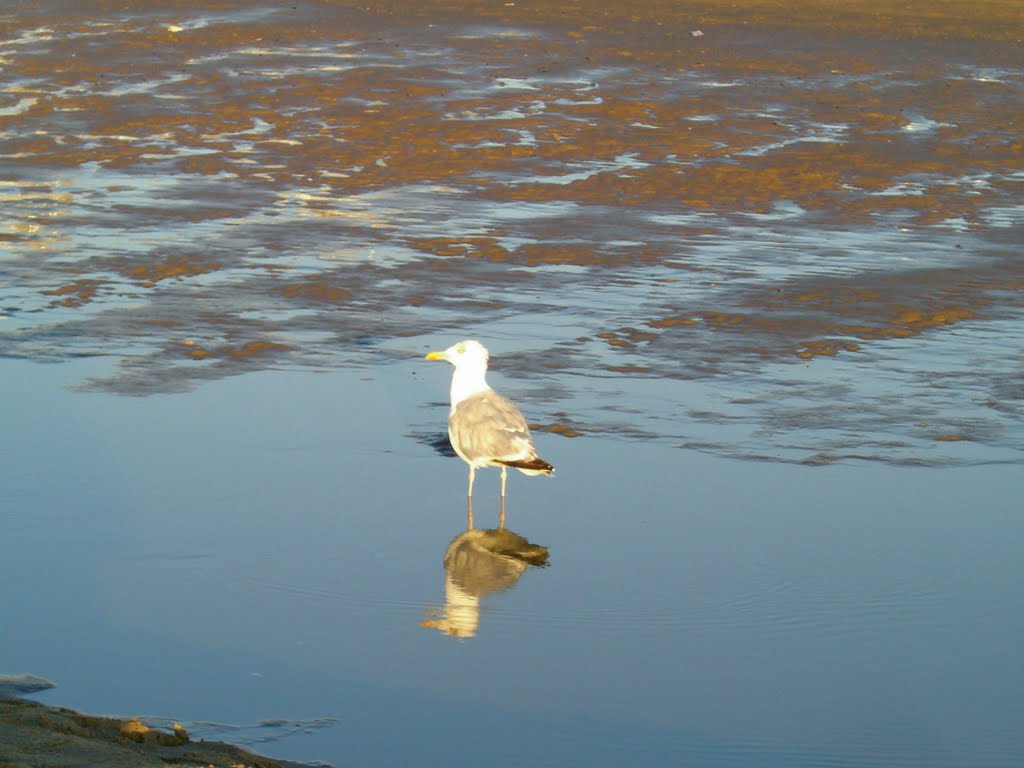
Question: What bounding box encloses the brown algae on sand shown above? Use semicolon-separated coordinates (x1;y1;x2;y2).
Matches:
2;0;1022;463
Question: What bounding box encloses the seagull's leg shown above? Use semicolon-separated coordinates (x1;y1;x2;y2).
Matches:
467;465;475;499
499;495;506;530
467;496;474;530
500;465;507;498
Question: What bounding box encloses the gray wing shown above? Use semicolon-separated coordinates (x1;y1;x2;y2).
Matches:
449;391;537;463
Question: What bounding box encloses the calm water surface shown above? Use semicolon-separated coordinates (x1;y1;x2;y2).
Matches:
4;356;1022;767
2;2;1023;766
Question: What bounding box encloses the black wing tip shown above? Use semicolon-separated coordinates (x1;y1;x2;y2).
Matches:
501;457;555;474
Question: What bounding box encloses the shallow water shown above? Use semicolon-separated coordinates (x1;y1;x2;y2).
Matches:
3;356;1023;767
2;2;1023;767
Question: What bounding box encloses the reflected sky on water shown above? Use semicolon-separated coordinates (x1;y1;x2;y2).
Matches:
2;356;1022;767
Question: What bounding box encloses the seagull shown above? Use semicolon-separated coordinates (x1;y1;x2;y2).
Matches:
425;340;554;501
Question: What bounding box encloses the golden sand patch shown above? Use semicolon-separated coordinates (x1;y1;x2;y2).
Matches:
43;279;104;307
123;255;222;283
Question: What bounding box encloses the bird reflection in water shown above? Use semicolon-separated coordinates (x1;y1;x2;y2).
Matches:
422;524;549;639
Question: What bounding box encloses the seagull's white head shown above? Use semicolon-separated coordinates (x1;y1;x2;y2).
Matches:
425;339;490;371
426;340;492;405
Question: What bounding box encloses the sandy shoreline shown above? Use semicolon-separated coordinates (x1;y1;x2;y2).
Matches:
0;680;312;768
2;0;1021;765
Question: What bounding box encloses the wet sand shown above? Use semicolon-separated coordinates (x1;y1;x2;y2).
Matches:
2;0;1021;466
0;687;308;768
2;1;1023;766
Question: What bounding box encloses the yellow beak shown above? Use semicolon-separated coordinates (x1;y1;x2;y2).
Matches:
425;351;446;361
